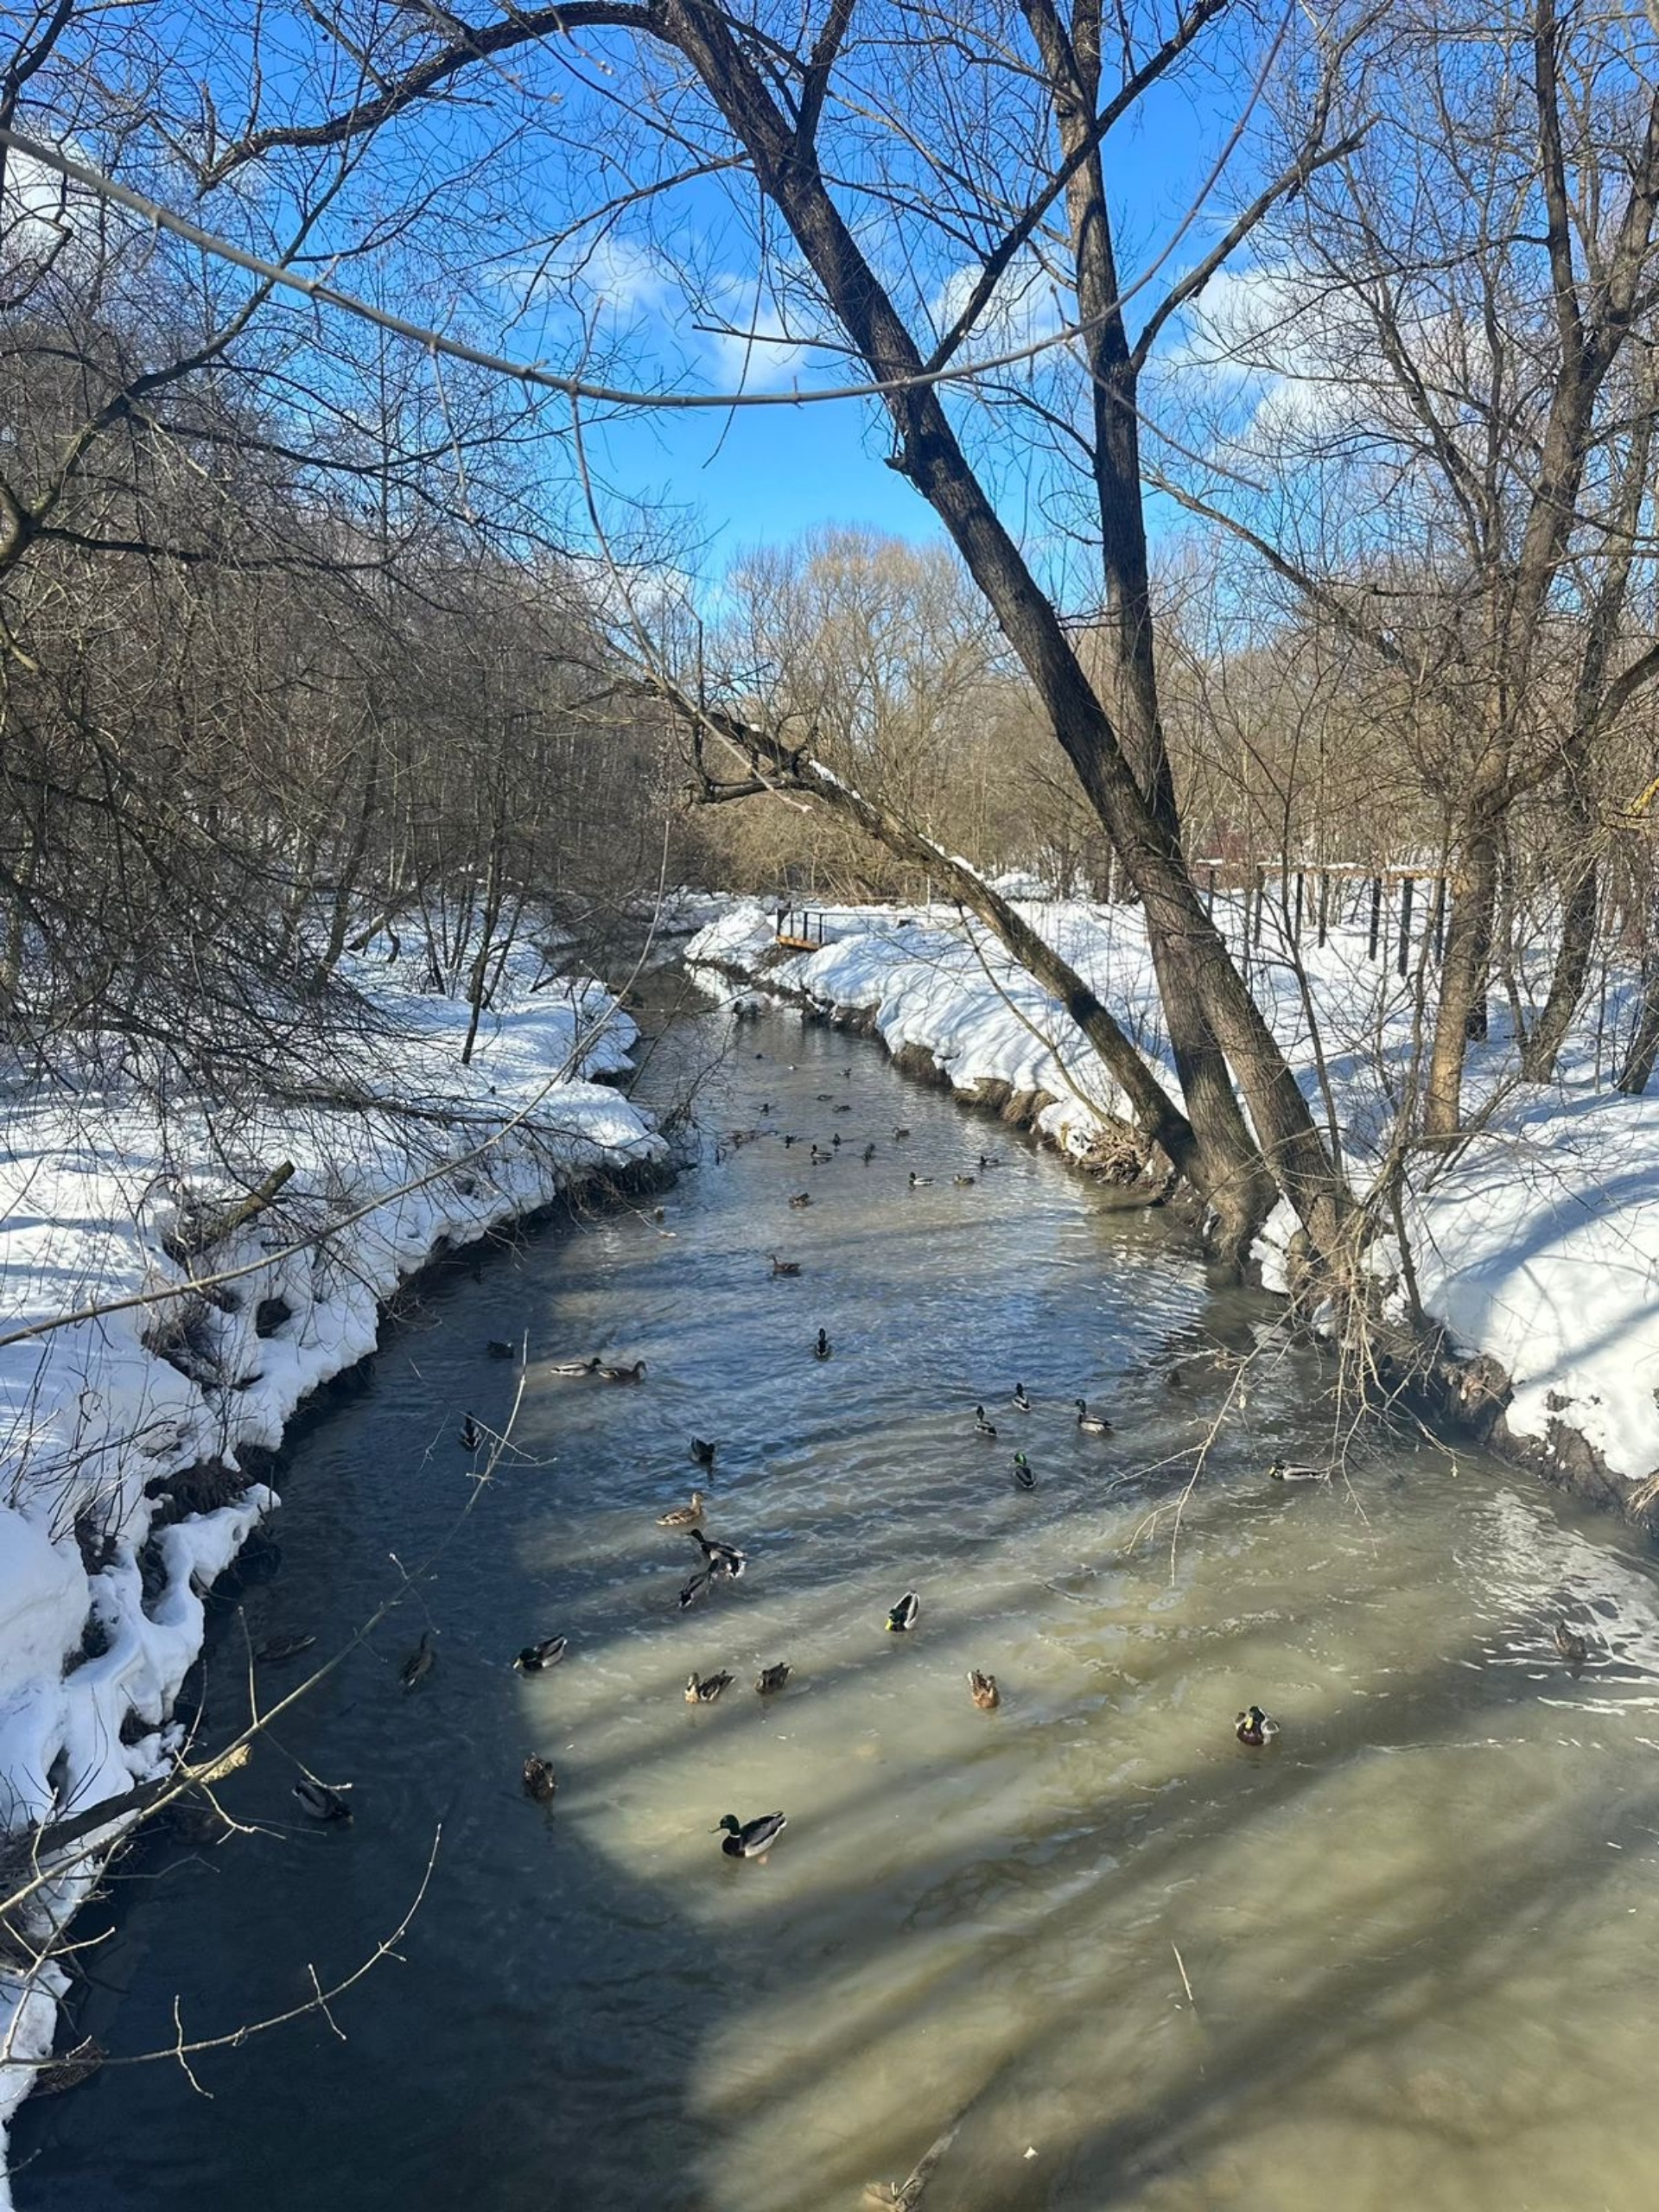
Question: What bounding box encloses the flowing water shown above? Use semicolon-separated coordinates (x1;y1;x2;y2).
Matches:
20;984;1659;2211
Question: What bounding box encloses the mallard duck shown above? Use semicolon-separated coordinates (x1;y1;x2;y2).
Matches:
754;1662;792;1695
715;1810;786;1858
953;1174;976;1188
254;1632;316;1665
816;1090;835;1102
893;1126;911;1140
690;1435;718;1469
398;1630;435;1689
810;1143;830;1164
679;1568;714;1610
522;1755;557;1803
1235;1705;1279;1746
908;1171;933;1187
459;1414;482;1452
658;1490;706;1528
292;1777;353;1823
814;1328;833;1360
968;1669;1001;1710
769;1254;802;1275
973;1404;997;1438
789;1191;813;1208
1075;1399;1112;1435
546;1356;601;1376
1268;1457;1324;1482
486;1338;514;1360
783;1132;799;1147
1011;1382;1031;1413
685;1669;734;1704
886;1591;921;1633
831;1130;843;1146
688;1529;747;1577
861;1143;877;1163
1011;1452;1036;1491
978;1154;1004;1169
514;1636;567;1672
1554;1619;1588;1664
596;1358;647;1382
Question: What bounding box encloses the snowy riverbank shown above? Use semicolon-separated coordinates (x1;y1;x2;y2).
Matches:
688;895;1659;1510
0;948;662;2174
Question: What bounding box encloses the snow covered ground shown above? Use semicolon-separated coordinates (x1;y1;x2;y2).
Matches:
0;944;661;2177
688;893;1659;1495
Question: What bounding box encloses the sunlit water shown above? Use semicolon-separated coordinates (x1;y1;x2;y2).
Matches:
20;982;1659;2211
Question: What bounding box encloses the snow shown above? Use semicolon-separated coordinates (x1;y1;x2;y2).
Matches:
0;944;660;2178
688;893;1659;1486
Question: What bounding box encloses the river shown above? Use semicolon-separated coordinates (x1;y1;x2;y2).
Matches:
18;980;1659;2210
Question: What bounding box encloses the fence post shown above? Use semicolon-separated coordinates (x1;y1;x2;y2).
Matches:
1397;876;1414;976
1369;875;1382;961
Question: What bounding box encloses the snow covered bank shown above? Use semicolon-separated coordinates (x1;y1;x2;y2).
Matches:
688;895;1659;1512
0;948;661;2174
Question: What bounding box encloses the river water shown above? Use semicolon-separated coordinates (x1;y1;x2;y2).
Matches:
19;983;1659;2211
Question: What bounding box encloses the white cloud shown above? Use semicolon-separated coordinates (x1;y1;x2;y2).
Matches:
932;258;1065;359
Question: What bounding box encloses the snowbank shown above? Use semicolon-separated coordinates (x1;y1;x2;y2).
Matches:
688;895;1659;1496
0;947;660;2172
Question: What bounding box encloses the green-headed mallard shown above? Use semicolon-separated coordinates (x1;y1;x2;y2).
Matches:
1011;1452;1036;1491
886;1590;920;1633
1554;1619;1588;1664
398;1630;435;1690
968;1669;1000;1710
1011;1382;1031;1413
514;1635;567;1672
908;1171;933;1187
789;1191;813;1209
1075;1399;1111;1435
690;1435;718;1470
522;1755;557;1803
688;1529;747;1579
973;1404;997;1438
1268;1457;1324;1483
893;1126;911;1140
679;1567;714;1610
658;1490;706;1529
755;1662;792;1695
596;1358;647;1383
1235;1705;1279;1746
770;1254;802;1275
715;1810;786;1858
459;1414;482;1452
292;1777;352;1823
814;1328;833;1360
546;1355;601;1376
685;1669;734;1704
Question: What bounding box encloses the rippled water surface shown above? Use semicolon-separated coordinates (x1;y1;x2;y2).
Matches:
22;983;1659;2211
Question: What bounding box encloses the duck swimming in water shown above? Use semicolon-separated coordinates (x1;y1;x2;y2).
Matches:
1011;1452;1036;1491
459;1414;482;1452
968;1669;1000;1710
715;1810;786;1858
973;1405;997;1439
886;1591;921;1633
596;1358;647;1382
1235;1705;1279;1746
1011;1382;1032;1413
1075;1399;1112;1435
754;1662;792;1695
688;1529;747;1578
513;1636;568;1672
814;1328;832;1360
658;1491;706;1529
1554;1619;1588;1665
1268;1457;1325;1483
293;1777;353;1823
685;1670;734;1705
522;1756;557;1804
769;1254;802;1275
690;1435;718;1470
398;1630;435;1690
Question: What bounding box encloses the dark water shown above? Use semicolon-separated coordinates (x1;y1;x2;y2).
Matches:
20;985;1659;2211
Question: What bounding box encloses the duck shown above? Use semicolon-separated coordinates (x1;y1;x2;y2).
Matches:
715;1810;787;1858
810;1144;830;1165
1011;1452;1036;1491
688;1529;748;1577
459;1414;482;1452
814;1328;833;1360
685;1669;735;1705
513;1636;568;1672
254;1632;316;1665
973;1405;997;1439
1235;1705;1279;1746
658;1491;706;1529
398;1630;435;1690
1011;1382;1032;1414
833;1103;851;1116
545;1355;601;1376
596;1358;647;1382
1268;1457;1324;1482
690;1436;718;1470
293;1777;353;1823
968;1669;1001;1710
522;1755;557;1804
485;1338;515;1360
1075;1399;1112;1435
886;1591;921;1633
769;1254;802;1275
893;1126;911;1140
816;1091;835;1102
831;1133;843;1149
1554;1619;1588;1665
783;1133;798;1148
679;1568;714;1610
978;1154;1004;1169
789;1192;813;1209
907;1171;933;1187
861;1143;877;1164
754;1662;792;1695
953;1174;976;1188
